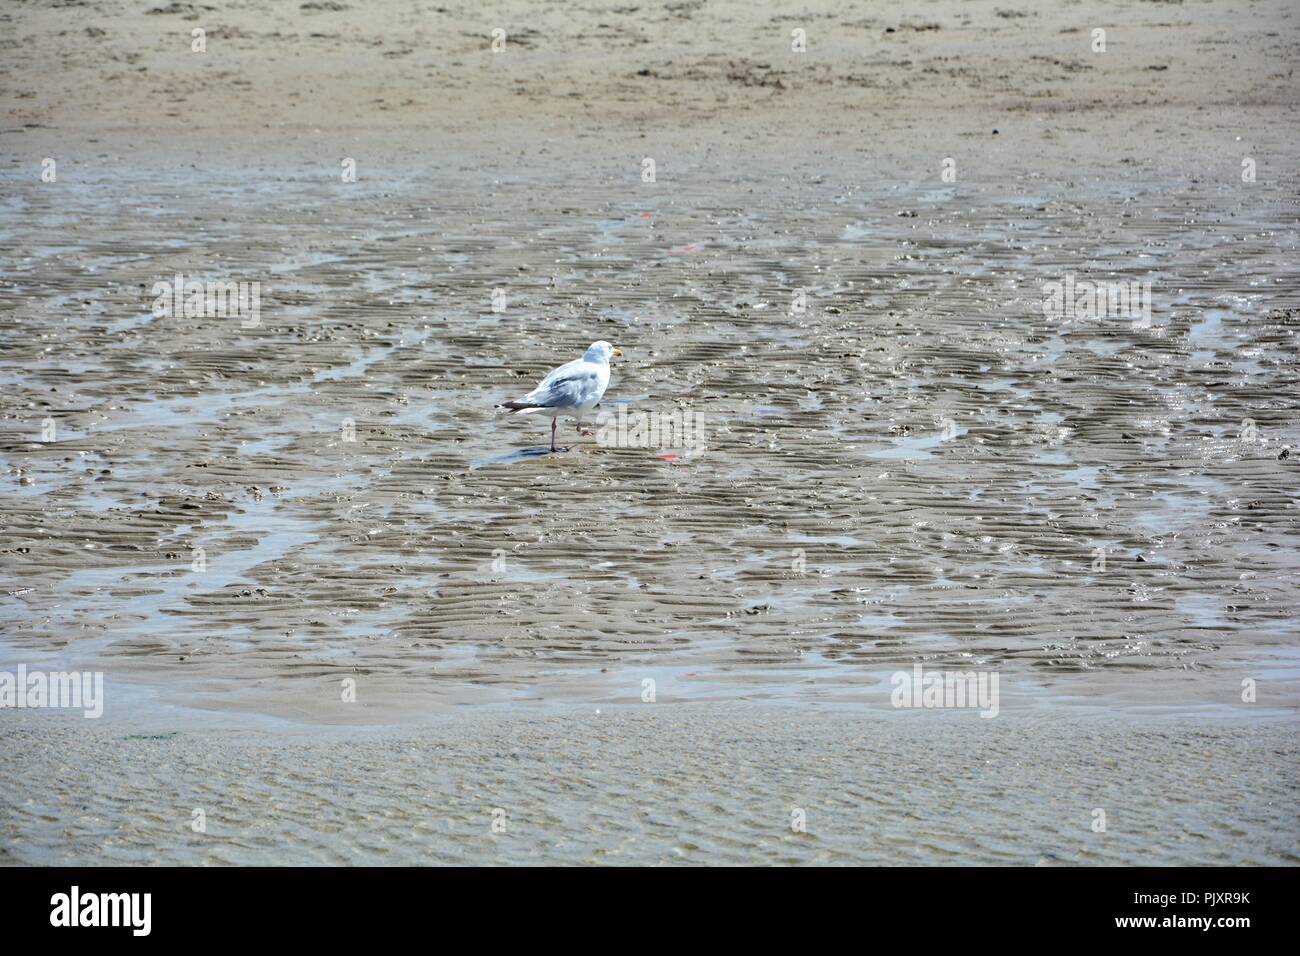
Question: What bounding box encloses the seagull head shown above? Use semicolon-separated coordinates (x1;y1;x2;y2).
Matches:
584;341;622;363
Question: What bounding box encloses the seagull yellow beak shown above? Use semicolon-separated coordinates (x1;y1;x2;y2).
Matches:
613;348;623;357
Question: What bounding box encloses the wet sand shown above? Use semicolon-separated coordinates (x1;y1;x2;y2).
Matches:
3;708;1297;866
2;0;1299;864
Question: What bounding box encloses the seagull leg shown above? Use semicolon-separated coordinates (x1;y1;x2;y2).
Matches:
550;417;567;453
576;421;594;438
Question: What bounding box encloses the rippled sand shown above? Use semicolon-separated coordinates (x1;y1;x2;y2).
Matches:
1;0;1298;865
2;709;1296;866
2;155;1296;721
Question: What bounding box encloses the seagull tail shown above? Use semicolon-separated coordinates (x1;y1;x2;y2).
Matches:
497;401;549;415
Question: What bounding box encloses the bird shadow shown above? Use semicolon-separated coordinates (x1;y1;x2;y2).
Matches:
471;446;570;468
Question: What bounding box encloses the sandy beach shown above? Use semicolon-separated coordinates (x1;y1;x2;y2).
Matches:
2;707;1296;866
1;0;1298;865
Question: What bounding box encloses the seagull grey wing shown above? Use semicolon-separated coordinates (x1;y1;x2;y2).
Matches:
533;357;588;390
525;367;602;409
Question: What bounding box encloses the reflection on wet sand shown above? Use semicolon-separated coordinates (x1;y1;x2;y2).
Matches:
2;164;1297;725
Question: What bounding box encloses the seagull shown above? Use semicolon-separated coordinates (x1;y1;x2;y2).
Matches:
497;341;622;453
